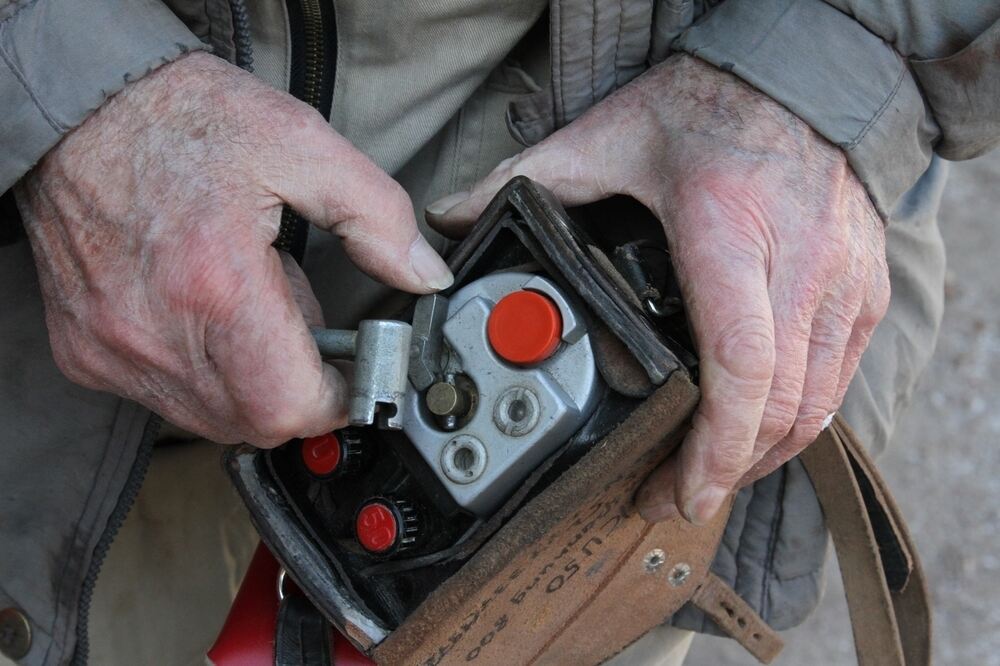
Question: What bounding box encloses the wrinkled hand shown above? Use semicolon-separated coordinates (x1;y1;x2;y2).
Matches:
17;52;452;447
427;55;888;525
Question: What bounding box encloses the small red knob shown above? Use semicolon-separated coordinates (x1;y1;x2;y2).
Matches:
487;290;563;365
301;432;342;477
356;501;399;554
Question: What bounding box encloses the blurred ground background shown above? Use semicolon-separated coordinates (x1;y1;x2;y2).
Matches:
689;151;1000;664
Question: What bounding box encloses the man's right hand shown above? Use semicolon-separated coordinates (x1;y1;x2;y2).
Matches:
15;51;453;447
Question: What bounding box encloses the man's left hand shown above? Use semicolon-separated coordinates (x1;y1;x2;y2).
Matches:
426;54;889;525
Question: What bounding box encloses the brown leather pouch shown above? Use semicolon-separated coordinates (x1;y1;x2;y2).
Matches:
374;399;931;665
372;371;779;665
228;179;930;666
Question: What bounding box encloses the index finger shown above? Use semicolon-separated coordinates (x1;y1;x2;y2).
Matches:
671;226;775;525
270;116;453;294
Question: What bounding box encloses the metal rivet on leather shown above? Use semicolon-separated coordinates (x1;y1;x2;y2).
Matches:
0;607;31;659
668;562;692;587
643;548;666;573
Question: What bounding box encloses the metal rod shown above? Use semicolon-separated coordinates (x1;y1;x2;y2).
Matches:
310;327;357;358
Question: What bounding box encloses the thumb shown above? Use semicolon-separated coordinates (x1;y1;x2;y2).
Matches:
425;134;616;238
206;246;349;446
274;121;453;293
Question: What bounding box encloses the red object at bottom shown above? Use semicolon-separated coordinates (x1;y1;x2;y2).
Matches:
302;432;343;476
207;541;375;666
356;501;399;553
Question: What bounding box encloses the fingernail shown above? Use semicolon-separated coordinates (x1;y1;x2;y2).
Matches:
639;501;681;523
682;485;729;526
409;237;454;291
425;191;470;217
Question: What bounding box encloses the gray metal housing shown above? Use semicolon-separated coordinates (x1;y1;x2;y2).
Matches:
403;273;602;515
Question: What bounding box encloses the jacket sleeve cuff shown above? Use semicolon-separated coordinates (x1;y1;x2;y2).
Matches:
672;0;938;220
0;0;208;192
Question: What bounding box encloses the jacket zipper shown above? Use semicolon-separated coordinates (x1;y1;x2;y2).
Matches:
70;415;161;666
71;2;337;661
231;0;256;72
273;0;337;263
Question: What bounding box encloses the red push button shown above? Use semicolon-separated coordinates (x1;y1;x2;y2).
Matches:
356;501;398;554
301;432;342;476
487;290;563;365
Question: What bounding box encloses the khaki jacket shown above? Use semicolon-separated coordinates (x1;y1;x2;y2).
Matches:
0;0;996;663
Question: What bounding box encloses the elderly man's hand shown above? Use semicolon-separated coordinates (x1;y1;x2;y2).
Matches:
16;52;452;447
427;54;889;525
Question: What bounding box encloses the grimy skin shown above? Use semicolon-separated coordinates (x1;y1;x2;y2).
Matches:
428;54;889;526
17;47;887;528
16;51;453;447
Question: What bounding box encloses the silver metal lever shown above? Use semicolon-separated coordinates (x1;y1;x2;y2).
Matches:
310;320;412;430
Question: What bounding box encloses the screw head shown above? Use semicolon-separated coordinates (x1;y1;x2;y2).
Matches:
668;562;692;587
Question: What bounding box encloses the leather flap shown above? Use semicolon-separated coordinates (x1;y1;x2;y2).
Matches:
373;373;728;665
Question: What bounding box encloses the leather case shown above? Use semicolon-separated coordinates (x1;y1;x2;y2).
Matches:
225;178;928;666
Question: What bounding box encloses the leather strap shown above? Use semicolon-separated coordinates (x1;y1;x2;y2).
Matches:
836;419;931;666
689;573;783;663
800;415;931;666
274;595;334;666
